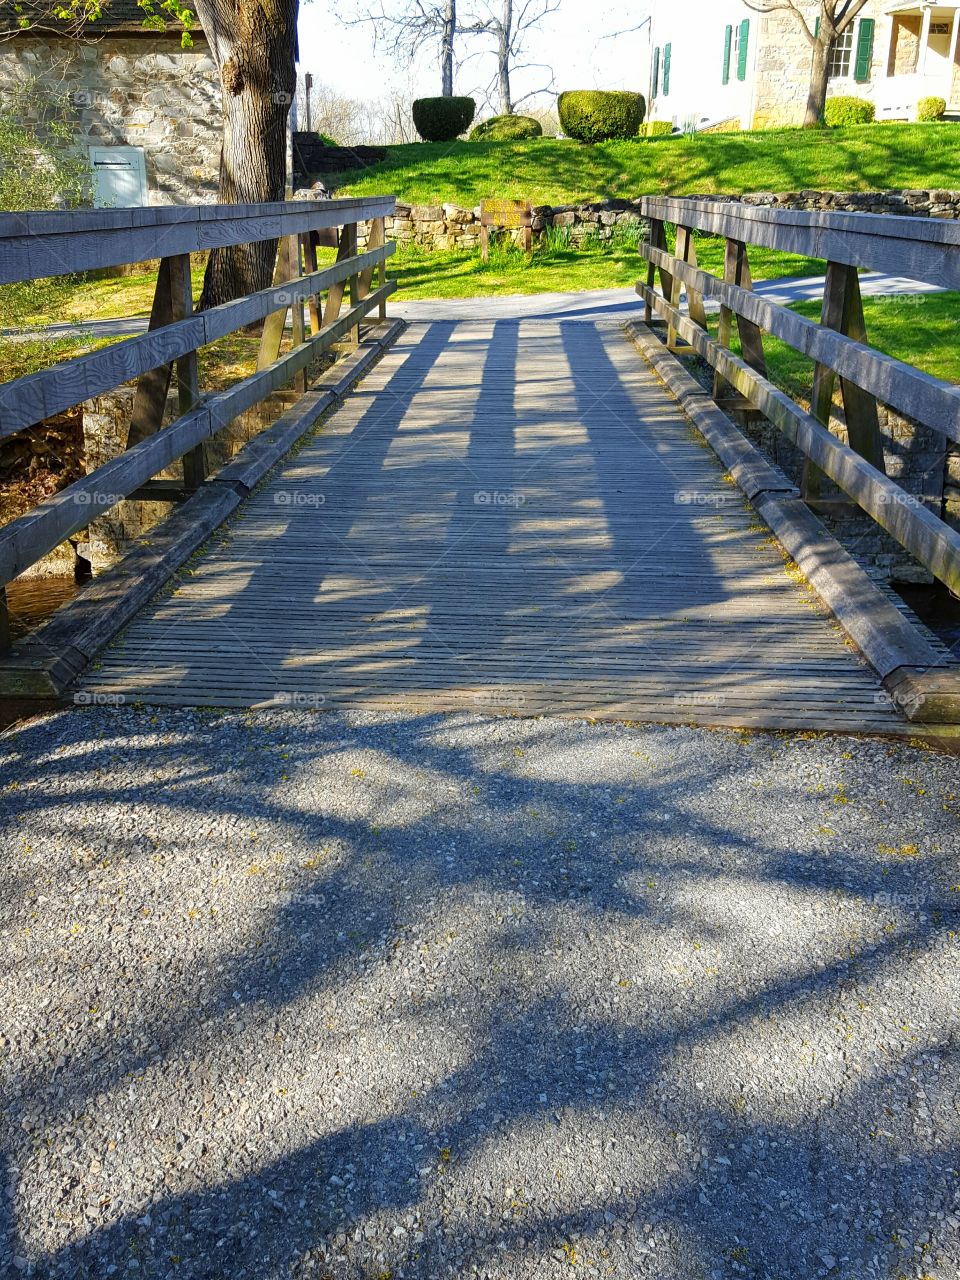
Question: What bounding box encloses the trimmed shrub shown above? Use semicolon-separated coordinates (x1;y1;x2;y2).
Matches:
412;96;476;142
470;114;543;141
641;120;673;138
557;90;646;142
918;95;947;121
823;95;875;126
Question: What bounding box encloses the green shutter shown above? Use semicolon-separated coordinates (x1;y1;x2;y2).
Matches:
854;18;875;82
652;46;660;97
722;24;733;85
737;18;750;81
663;42;672;96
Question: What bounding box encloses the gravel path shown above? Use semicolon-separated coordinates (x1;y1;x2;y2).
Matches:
2;706;959;1280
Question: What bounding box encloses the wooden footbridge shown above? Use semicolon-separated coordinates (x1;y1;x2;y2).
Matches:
2;195;959;733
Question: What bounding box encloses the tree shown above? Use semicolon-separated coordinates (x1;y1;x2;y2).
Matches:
192;0;299;307
346;0;460;97
461;0;559;115
4;0;300;306
743;0;872;126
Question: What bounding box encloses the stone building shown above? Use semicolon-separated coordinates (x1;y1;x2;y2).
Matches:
0;0;221;205
647;0;960;130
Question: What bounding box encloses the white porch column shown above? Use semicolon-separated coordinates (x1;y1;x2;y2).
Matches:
918;3;934;75
948;7;960;99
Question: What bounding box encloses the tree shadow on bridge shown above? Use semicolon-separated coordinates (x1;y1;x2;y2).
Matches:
2;707;958;1277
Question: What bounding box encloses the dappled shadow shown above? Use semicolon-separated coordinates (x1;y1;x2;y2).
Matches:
2;708;959;1276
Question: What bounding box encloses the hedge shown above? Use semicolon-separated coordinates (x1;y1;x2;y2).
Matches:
471;114;543;141
918;95;947;122
824;95;875;126
641;120;673;138
412;96;476;142
557;90;646;142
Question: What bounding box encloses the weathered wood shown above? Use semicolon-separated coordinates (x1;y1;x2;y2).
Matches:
0;321;406;698
637;281;960;595
674;226;708;329
0;242;394;438
127;255;177;448
641;195;960;289
167;253;205;491
637;240;960;446
0;196;396;285
0;586;9;656
0;282;395;587
257;236;297;371
70;319;930;733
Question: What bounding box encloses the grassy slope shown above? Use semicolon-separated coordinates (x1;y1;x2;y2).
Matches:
330;124;960;206
730;292;960;399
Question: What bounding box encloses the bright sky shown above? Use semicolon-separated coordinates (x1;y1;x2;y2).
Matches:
297;0;651;113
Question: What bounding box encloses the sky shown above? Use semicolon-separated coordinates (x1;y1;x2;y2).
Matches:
296;0;651;113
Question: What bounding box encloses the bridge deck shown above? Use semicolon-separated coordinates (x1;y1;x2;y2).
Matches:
81;319;905;731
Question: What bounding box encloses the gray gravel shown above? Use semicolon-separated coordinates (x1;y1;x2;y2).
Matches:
1;706;959;1280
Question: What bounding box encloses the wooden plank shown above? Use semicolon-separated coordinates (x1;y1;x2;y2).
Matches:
66;317;939;733
0;243;395;439
0;321;406;697
637;240;960;445
0;283;395;586
637;282;960;595
0;196;396;284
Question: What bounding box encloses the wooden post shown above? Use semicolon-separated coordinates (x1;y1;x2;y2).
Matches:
324;223;360;350
358;217;387;322
802;261;886;500
258;235;300;371
644;218;675;326
169;255;204;490
127;256;177;447
667;225;708;350
713;237;765;400
322;222;358;341
302;230;322;336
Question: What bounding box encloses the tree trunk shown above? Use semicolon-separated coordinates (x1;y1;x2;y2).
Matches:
193;0;299;309
441;0;455;95
497;0;513;114
804;34;831;125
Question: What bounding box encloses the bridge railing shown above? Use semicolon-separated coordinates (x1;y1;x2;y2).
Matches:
636;195;960;598
0;195;397;654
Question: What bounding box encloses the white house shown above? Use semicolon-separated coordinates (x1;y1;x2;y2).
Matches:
645;1;960;129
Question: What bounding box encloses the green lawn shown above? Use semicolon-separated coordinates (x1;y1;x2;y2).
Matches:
329;124;960;206
386;234;825;298
726;291;960;402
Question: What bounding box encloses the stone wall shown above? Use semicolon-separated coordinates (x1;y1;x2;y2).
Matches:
0;34;221;205
384;199;646;251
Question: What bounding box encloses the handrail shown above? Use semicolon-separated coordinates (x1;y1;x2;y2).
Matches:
0;196;395;283
0;195;398;652
635;196;960;597
641;195;960;288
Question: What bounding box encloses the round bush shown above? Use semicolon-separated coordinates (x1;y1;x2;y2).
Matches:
557;90;646;142
918;95;947;121
470;114;543;141
412;96;476;142
823;95;875;126
641;120;673;138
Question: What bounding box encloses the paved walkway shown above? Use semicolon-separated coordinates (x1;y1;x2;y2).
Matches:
80;318;902;731
2;706;958;1279
8;271;943;340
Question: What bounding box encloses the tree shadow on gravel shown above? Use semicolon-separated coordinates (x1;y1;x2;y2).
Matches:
1;709;958;1278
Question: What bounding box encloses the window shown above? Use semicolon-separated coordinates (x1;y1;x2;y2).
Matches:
827;25;854;78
